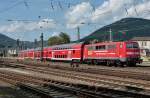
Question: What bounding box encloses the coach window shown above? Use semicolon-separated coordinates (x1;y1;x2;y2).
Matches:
96;45;106;50
88;46;93;50
73;50;75;54
96;46;99;50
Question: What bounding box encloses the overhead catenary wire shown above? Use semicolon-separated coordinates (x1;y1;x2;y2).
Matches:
23;0;29;9
58;1;63;10
0;1;24;14
133;0;139;16
1;0;150;28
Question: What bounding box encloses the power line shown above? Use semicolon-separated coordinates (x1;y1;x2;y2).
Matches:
0;1;24;14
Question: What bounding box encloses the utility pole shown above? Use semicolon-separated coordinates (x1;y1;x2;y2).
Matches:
16;39;20;57
40;33;44;61
77;26;80;42
109;28;113;41
34;38;37;60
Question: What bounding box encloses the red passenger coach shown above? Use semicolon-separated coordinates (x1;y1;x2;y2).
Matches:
51;43;84;62
83;41;142;66
18;49;34;59
43;47;52;60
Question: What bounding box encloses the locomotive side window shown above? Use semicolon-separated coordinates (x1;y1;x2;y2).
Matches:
107;44;116;49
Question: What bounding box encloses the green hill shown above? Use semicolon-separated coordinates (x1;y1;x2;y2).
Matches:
80;18;150;42
0;33;16;48
0;33;34;49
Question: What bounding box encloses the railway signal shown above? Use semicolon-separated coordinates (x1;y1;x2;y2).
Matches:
77;26;80;42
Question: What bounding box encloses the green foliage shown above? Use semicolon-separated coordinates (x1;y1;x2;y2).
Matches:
59;32;70;44
48;32;70;46
48;36;62;46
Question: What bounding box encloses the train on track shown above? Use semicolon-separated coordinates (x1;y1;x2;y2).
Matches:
18;41;142;67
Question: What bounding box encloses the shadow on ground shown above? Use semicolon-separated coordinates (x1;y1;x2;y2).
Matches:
0;86;39;98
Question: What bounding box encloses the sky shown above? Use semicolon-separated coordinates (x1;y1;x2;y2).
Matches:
0;0;150;41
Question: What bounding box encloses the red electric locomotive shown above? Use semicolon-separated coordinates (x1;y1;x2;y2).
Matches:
83;41;142;66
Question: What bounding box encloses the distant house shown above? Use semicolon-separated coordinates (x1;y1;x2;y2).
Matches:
131;37;150;61
8;49;17;56
131;37;150;50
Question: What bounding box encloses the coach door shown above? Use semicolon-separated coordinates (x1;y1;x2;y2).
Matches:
52;51;54;58
68;51;72;59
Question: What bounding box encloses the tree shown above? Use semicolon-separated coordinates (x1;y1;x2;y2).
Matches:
48;32;70;46
48;36;62;46
59;32;70;44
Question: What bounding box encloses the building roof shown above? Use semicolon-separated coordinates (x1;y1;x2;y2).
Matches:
131;37;150;41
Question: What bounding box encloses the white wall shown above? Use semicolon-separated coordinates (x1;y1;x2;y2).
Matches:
136;41;150;50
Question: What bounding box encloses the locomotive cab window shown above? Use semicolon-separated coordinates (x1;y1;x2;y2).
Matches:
126;43;139;48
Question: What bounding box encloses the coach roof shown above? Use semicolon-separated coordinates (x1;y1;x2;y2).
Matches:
51;42;83;49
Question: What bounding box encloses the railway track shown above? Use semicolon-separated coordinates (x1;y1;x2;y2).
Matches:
1;64;150;97
8;59;150;81
1;59;150;97
0;70;150;98
0;70;99;98
16;64;150;91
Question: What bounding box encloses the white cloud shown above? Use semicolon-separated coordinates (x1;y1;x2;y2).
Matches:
51;32;60;37
66;2;93;28
0;18;56;33
66;0;150;29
